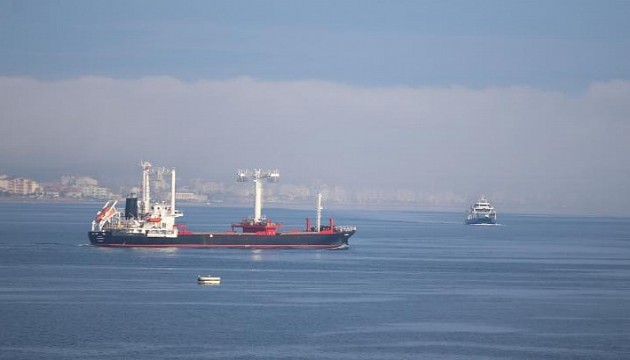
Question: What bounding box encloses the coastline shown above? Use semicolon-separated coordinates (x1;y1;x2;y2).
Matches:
1;197;627;218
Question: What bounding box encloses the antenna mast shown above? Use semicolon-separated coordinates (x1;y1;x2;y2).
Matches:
170;168;176;215
140;161;152;214
139;161;179;216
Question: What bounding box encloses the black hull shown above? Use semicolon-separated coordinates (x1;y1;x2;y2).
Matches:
88;230;355;249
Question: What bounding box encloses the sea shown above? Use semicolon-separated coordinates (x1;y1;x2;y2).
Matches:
0;202;629;360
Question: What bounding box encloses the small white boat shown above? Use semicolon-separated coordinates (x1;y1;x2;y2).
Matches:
197;275;221;284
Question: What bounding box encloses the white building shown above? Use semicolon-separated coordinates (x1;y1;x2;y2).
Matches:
1;177;42;195
62;176;98;187
82;185;111;199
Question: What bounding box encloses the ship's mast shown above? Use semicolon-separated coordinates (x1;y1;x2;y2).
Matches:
170;168;176;215
139;161;179;216
316;192;323;232
237;169;280;223
141;161;152;214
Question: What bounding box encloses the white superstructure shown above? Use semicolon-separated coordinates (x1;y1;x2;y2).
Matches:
91;162;182;237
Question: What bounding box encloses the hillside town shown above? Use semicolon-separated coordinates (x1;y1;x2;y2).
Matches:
0;171;468;210
0;174;114;200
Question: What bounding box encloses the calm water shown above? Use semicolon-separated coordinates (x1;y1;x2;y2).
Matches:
0;202;629;359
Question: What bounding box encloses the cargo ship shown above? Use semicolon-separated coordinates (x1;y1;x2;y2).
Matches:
88;162;356;249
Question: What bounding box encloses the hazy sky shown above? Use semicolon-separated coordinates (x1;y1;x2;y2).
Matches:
1;0;630;214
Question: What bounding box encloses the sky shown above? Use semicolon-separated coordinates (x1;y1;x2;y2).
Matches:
1;0;630;215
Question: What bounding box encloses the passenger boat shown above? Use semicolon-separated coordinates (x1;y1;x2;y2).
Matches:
465;196;497;225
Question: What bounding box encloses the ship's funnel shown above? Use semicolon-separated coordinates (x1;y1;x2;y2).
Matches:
125;194;138;219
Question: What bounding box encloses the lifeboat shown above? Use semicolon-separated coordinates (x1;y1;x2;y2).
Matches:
146;218;162;223
95;201;117;223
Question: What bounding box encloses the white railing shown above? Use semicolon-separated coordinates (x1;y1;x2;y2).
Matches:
335;226;357;232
